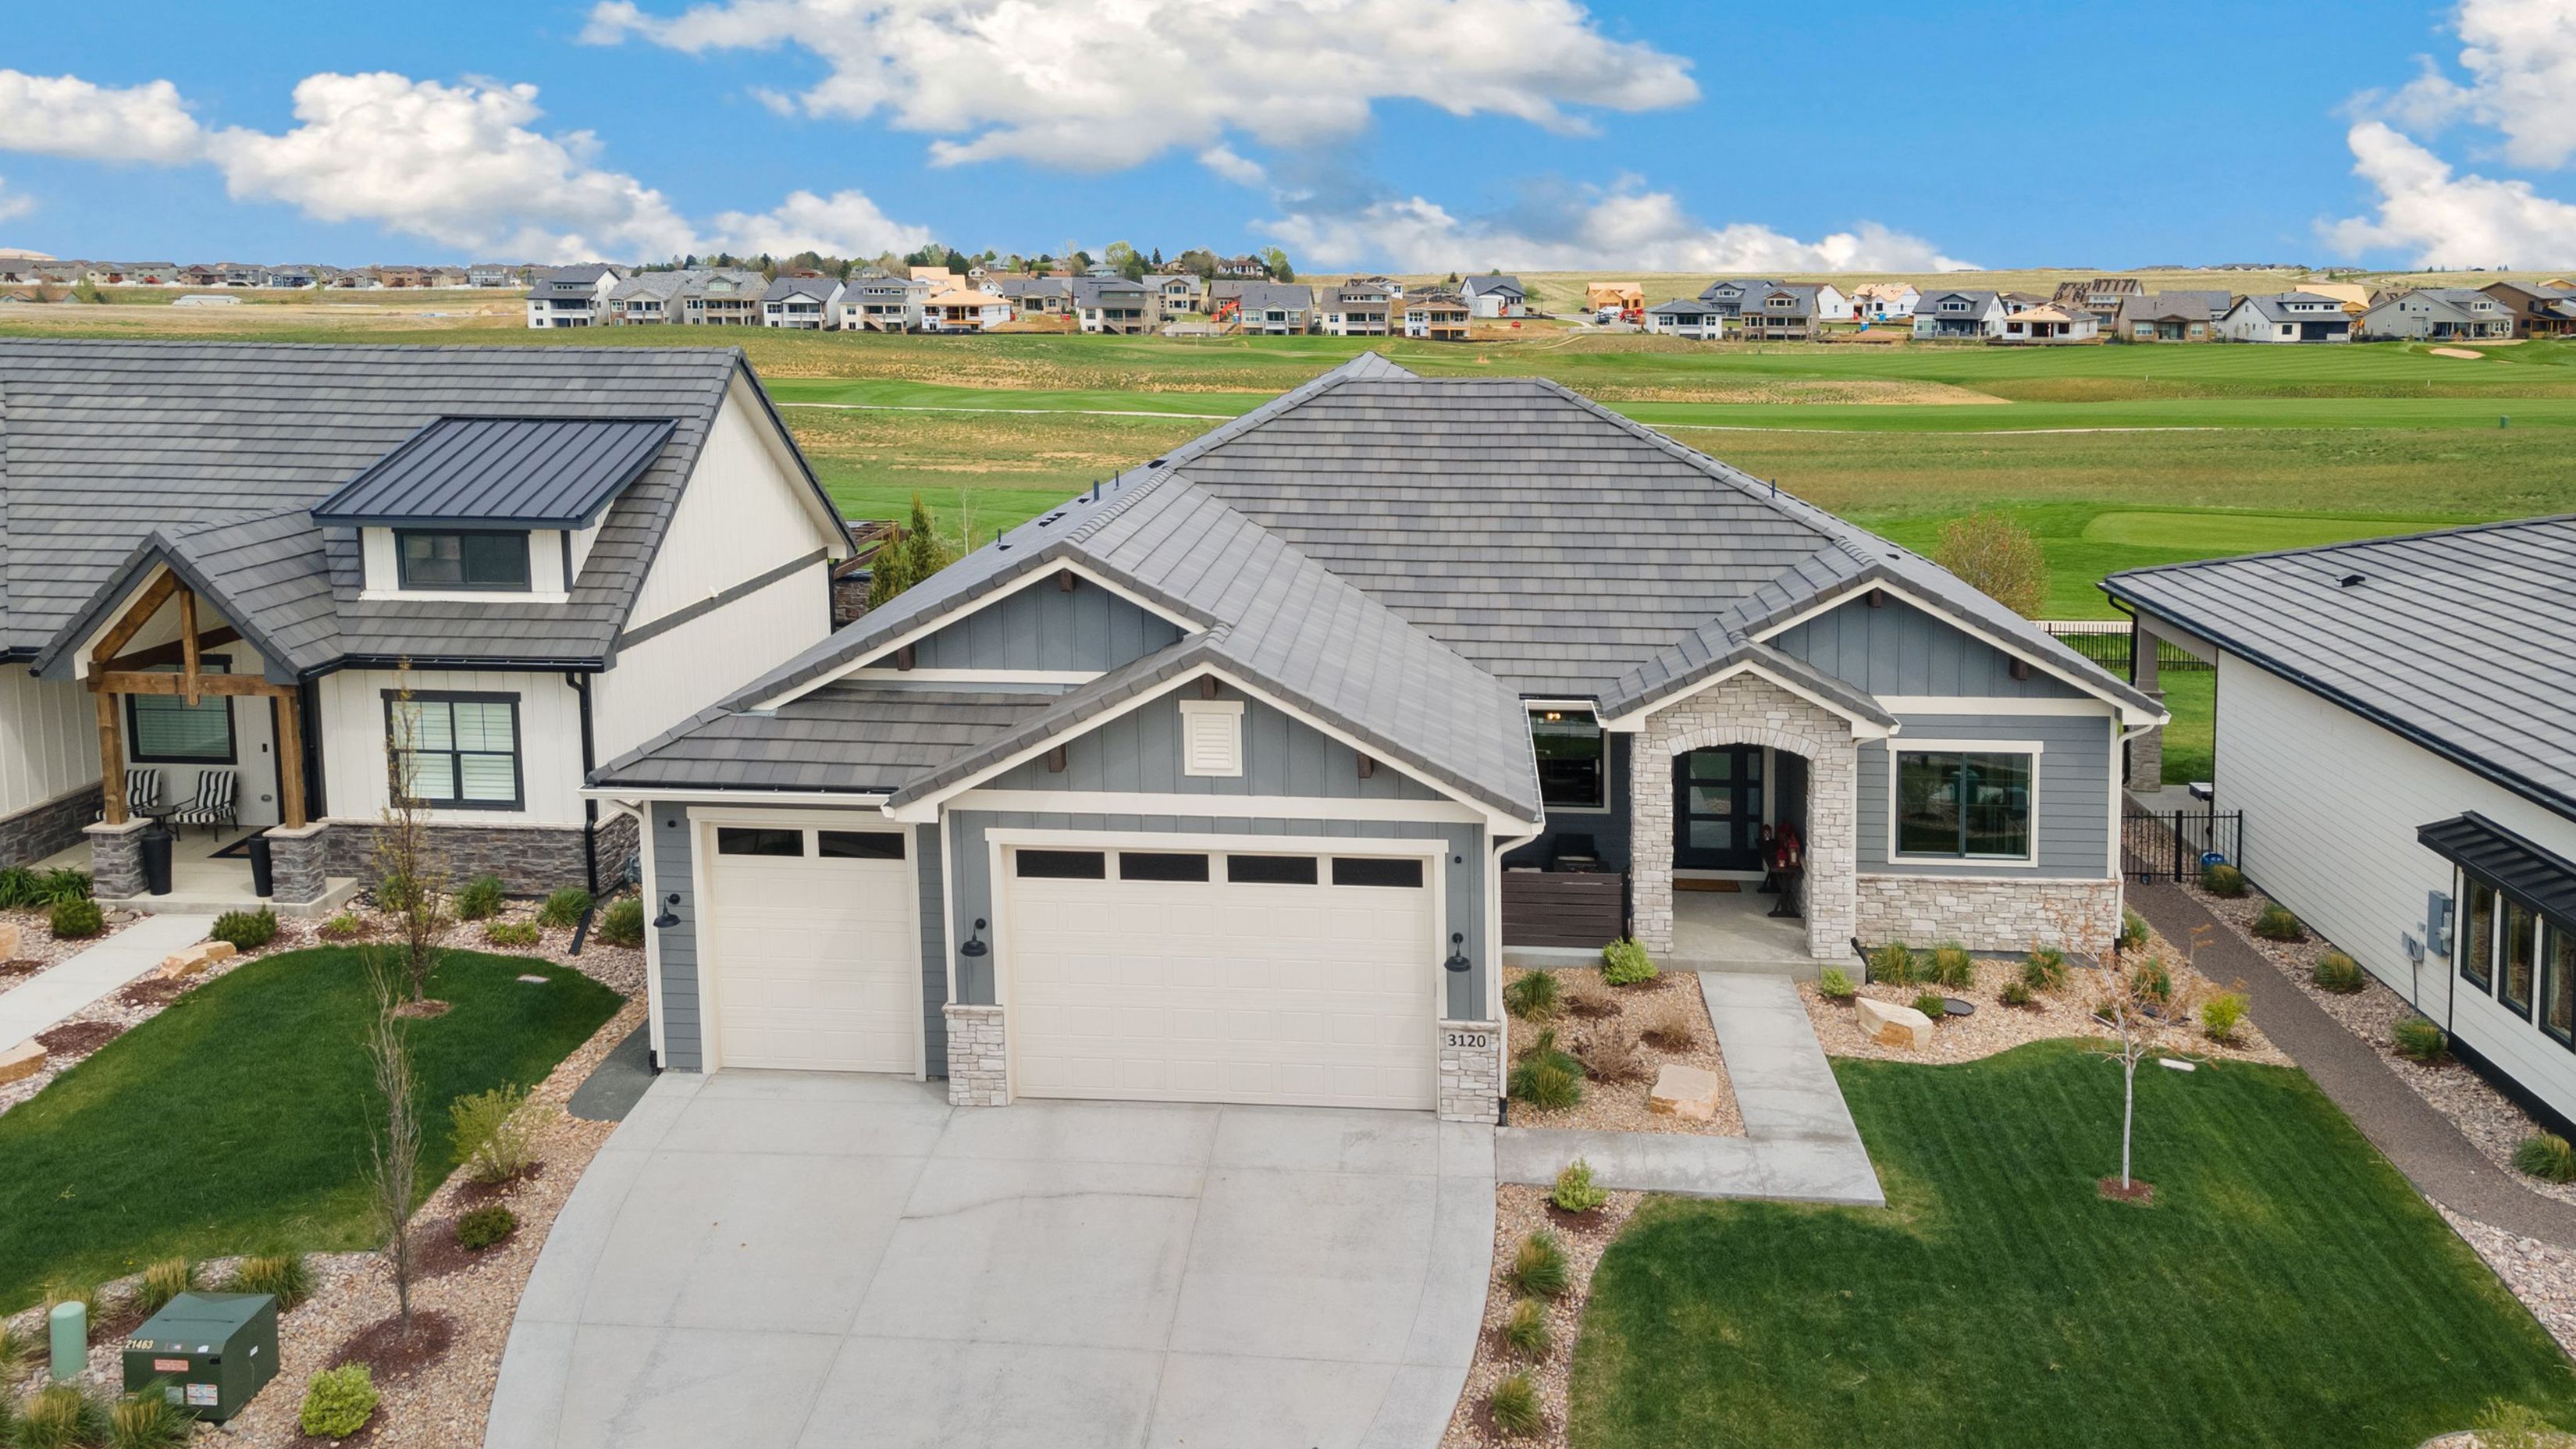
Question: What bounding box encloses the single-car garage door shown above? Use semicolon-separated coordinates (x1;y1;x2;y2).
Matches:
706;824;917;1073
1004;845;1439;1109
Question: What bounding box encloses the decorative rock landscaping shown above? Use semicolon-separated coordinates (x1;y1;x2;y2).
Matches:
1440;1183;1646;1449
1854;995;1933;1050
1503;966;1743;1137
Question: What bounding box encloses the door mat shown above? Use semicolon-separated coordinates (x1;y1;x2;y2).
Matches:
208;830;267;860
1675;878;1742;893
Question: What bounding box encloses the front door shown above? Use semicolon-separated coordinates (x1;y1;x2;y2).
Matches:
1674;747;1763;871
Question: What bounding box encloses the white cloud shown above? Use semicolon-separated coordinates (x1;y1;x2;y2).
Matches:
583;0;1696;170
1261;183;1975;273
0;67;927;262
2366;0;2576;169
1198;144;1268;188
708;188;932;258
2324;119;2576;267
0;180;32;225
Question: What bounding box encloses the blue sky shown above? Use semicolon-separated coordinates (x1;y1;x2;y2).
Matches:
3;0;2573;270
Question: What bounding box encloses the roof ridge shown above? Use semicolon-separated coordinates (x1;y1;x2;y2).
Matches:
2105;514;2576;583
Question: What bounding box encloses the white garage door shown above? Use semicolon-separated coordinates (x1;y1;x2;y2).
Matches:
1005;845;1439;1109
707;824;917;1073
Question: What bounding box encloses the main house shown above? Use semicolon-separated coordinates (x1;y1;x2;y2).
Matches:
589;354;2158;1123
0;342;852;912
2108;520;2576;1131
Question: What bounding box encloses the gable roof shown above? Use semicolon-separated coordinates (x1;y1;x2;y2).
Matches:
1462;274;1525;297
2;340;833;675
2231;291;2350;321
2105;517;2576;821
2117;290;2232;323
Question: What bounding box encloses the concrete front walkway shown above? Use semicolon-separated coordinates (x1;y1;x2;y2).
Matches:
488;1073;1496;1449
0;913;212;1050
1494;973;1883;1207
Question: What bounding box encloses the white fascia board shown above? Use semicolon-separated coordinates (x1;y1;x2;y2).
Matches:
753;558;1208;711
1600;658;1898;739
581;786;894;809
1749;578;2160;724
843;668;1101;685
1875;696;2116;717
951;789;1485;825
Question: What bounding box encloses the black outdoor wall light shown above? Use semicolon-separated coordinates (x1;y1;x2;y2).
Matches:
651;893;681;929
959;918;990;959
1443;932;1470;974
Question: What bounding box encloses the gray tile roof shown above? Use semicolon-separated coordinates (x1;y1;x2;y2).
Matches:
4;340;827;675
2117;290;2232;323
593;684;1059;794
1228;282;1313;312
2231;291;2350;322
1463;275;1525;297
312;417;675;529
763;275;841;302
2106;518;2576;821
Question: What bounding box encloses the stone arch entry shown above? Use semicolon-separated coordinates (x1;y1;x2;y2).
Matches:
1628;673;1859;960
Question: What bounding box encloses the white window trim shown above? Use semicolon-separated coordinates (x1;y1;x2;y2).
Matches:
1179;697;1245;777
1885;738;2045;869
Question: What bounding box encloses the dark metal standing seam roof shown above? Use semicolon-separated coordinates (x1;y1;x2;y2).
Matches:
2419;813;2576;923
311;416;679;528
2106;518;2576;822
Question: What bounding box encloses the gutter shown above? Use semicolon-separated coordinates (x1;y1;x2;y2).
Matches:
579;785;895;809
568;671;600;895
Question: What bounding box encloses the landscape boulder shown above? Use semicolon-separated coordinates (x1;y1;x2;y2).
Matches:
1856;996;1934;1050
0;1038;41;1086
156;939;237;980
0;920;20;959
1648;1063;1724;1120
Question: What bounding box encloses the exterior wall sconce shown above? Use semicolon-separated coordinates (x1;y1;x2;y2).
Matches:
651;893;681;929
1443;931;1470;974
959;917;990;959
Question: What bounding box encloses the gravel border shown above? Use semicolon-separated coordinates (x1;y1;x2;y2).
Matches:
1439;1184;1646;1448
0;903;145;1003
2441;1205;2576;1362
1503;967;1742;1137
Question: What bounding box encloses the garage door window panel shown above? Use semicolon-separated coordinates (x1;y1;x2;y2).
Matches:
818;830;904;860
717;827;804;856
1227;854;1318;885
1019;849;1107;879
1119;852;1210;881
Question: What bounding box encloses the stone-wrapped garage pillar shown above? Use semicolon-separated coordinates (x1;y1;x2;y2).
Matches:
1437;1020;1502;1122
944;1004;1009;1106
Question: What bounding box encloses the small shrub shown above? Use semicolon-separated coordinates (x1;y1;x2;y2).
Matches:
1578;1027;1647;1084
298;1365;379;1439
1910;991;1949;1021
450;1084;551;1184
455;1204;520;1250
2393;1016;2448;1063
2201;991;2248;1045
1488;1372;1544;1435
0;864;41;908
1509;1058;1583;1111
1562;982;1615;1020
1817;967;1856;1002
2313;952;2366;993
108;1387;190;1449
2513;1133;2576;1184
1599;937;1656;986
134;1258;197;1318
48;896;104;940
454;874;507;921
1868;942;1915;985
1507;1230;1571;1299
0;1322;27;1380
2119;908;2148;953
1503;1298;1551;1359
1638;999;1697;1053
2133;956;2174;1005
315;912;369;941
1930;942;1975;989
2000;978;2033;1007
1551;1158;1610;1214
2022;947;2069;993
209;906;277;951
2252;903;2304;942
537;887;593;929
226;1252;314;1308
2469;1400;2556;1449
1503;971;1561;1021
15;1384;108;1449
596;896;645;947
35;867;92;906
2200;863;2247;897
484;920;541;948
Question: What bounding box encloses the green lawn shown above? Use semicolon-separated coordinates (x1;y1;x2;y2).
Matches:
1567;1041;2576;1448
0;946;620;1308
2155;668;2216;784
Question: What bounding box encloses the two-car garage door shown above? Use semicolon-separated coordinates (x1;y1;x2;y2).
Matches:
1003;845;1439;1110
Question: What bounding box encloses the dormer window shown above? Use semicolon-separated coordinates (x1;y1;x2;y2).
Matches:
398;530;531;591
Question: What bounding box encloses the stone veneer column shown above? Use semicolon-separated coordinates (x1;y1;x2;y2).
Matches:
2128;688;2167;791
1436;1020;1502;1122
84;818;150;900
942;1004;1009;1106
264;822;331;906
1628;672;1860;959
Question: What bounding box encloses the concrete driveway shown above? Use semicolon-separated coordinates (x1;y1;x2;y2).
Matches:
486;1072;1496;1449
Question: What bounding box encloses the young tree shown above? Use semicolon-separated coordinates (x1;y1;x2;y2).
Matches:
362;956;422;1326
375;669;450;1006
1933;508;2049;618
864;497;957;607
1258;245;1296;283
2092;953;2204;1200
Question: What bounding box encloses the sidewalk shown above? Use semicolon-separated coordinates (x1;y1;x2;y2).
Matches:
2130;881;2576;1251
1493;973;1884;1207
0;913;214;1050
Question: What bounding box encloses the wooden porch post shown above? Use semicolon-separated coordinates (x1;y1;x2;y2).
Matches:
273;690;308;830
179;587;201;706
94;688;126;825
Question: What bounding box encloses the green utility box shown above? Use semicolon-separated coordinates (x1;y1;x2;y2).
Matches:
120;1291;278;1421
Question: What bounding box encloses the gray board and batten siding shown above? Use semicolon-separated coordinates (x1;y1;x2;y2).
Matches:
1767;595;2085;700
900;577;1182;672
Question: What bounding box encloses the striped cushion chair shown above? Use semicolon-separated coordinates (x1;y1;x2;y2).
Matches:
167;768;237;836
96;768;162;823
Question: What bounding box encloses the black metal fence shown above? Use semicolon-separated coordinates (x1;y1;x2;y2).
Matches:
2041;621;2212;675
2122;804;2243;882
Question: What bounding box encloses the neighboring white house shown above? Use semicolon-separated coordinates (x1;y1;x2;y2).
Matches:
2357;288;2515;342
1806;283;1855;322
1996;302;2099;344
762;275;845;329
839;272;928;332
1462;274;1527;319
0;342;852;914
1852;283;1920;321
2218;292;2354;344
2111;519;2576;1132
920;285;1012;332
1912;290;2006;339
524;264;624;328
1644;298;1726;339
1315;283;1396;336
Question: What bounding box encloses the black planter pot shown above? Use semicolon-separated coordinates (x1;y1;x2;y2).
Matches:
247;835;275;898
140;823;174;896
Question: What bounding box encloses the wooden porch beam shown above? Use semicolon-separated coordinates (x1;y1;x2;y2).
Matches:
94;671;296;699
180;587;201;706
87;571;183;675
101;627;242;675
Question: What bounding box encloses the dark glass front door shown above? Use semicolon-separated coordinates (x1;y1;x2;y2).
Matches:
1674;747;1763;871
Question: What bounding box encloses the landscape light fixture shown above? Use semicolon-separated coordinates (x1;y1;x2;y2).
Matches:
960;918;990;959
1443;932;1470;974
651;893;681;929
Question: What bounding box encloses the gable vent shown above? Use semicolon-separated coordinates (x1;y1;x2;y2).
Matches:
1178;697;1245;778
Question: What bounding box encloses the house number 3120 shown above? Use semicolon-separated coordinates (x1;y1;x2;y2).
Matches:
1446;1031;1490;1049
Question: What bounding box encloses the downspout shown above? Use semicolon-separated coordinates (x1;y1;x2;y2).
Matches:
567;671;599;896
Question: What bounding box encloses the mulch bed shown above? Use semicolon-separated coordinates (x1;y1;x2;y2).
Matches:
116;976;187;1009
0;959;41;981
1542;1202;1614;1234
450;1162;543;1209
329;1308;457;1381
2098;1177;2157;1205
407;1218;518;1283
34;1020;123;1059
